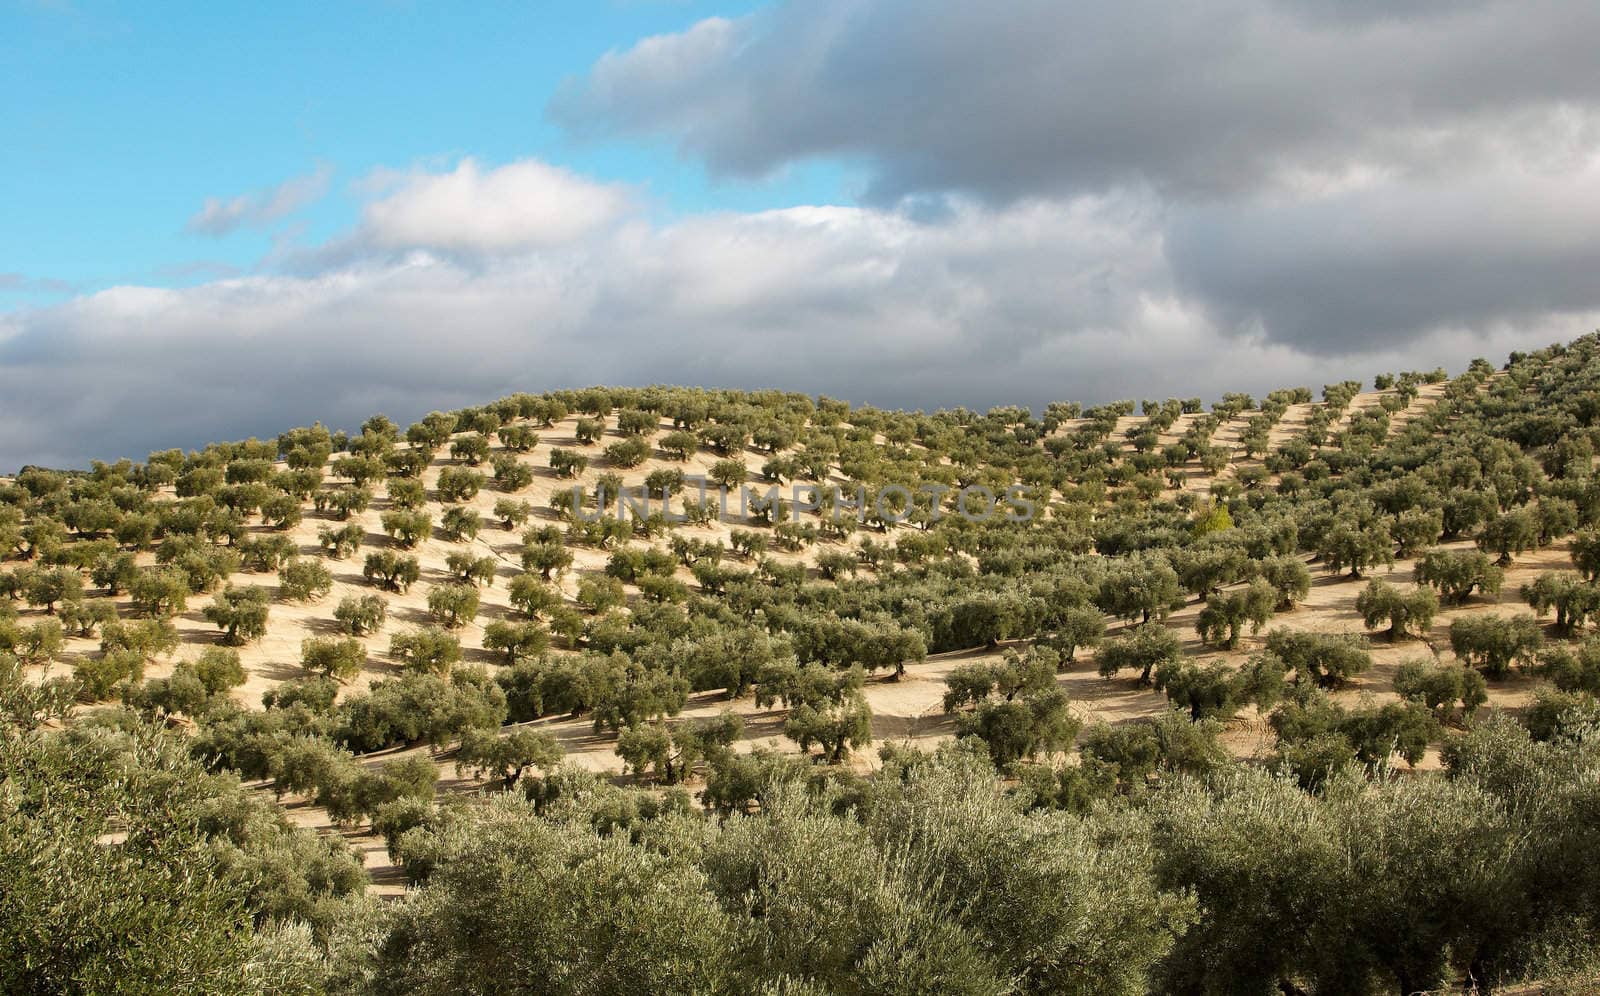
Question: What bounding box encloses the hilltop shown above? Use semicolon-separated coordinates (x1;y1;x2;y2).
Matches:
7;336;1600;993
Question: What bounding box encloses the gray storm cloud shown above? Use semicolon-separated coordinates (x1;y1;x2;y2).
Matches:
551;0;1600;355
551;0;1600;202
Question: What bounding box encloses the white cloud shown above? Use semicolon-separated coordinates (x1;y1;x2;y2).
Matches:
357;158;632;254
0;182;1579;469
186;163;334;237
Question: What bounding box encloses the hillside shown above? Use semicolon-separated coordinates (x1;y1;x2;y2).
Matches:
8;336;1600;993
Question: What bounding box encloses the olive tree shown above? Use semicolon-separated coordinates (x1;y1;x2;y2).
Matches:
1256;555;1312;611
1393;659;1487;723
390;626;463;674
380;510;432;548
317;522;365;559
1195;578;1276;649
445;551;497;587
427;583;481;629
490;454;534;493
1096;623;1184;685
450;433;491;465
278;558;334;602
128;568;189;618
549;448;588;479
1476;509;1538;565
604;437;651;469
455;727;562;785
709;459;748;490
202;585;271;645
301;636;366;681
439;506;482;542
1448;614;1543;679
22;566;82;614
493;498;533;530
521;542;573;580
1095;555;1183;625
1521;572;1600;633
784;691;873;763
1048;606;1106;662
436;467;484;503
508;573;558;617
574;417;605;445
660;430;699;461
364;551;421;593
1355;580;1438;641
1416;548;1503;604
495;425;540;452
335;594;387;636
1571;527;1600;580
1263;628;1371;688
481;619;549;665
1317;521;1395;578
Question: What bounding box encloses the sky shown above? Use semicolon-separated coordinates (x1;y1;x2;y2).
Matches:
5;0;1600;468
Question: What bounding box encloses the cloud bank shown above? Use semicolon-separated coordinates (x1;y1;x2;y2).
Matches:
3;178;1578;469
